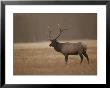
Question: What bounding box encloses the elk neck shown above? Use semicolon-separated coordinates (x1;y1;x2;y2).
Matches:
53;41;61;52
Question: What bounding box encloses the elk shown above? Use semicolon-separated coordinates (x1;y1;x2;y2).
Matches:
48;24;89;64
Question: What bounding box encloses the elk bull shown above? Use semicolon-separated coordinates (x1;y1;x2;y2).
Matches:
48;25;89;64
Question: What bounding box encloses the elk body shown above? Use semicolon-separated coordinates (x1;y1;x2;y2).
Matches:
48;25;89;64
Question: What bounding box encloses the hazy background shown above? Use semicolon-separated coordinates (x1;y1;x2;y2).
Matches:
14;13;97;42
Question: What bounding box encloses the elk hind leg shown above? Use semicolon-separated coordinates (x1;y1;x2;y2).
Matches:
79;53;83;64
83;52;89;64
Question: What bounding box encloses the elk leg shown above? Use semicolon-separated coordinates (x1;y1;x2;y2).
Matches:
79;53;83;64
65;55;68;64
83;52;89;64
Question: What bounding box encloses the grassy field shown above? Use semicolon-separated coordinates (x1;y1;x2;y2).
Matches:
13;40;97;75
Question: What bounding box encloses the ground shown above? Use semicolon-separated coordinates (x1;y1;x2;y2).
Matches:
13;40;97;75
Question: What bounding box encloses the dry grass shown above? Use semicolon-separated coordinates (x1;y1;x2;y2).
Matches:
13;40;97;75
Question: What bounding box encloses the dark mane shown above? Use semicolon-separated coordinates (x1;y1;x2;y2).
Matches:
53;41;62;52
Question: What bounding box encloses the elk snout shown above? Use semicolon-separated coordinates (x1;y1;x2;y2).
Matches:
49;44;52;47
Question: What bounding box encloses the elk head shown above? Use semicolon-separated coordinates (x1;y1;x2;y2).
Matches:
48;24;68;47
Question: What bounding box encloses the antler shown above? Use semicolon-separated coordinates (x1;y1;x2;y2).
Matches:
54;24;68;40
48;26;52;40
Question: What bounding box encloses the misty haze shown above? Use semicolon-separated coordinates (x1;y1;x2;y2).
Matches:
14;13;97;75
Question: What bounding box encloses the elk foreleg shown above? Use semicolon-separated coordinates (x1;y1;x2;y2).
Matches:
79;53;83;64
65;55;68;64
83;52;89;64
